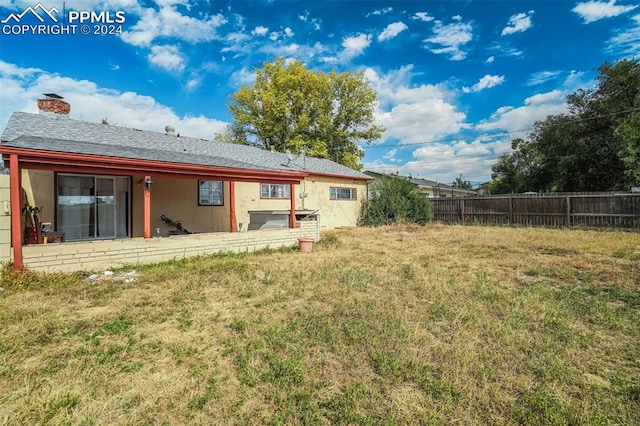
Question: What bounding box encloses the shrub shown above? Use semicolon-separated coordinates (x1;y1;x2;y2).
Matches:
359;175;432;226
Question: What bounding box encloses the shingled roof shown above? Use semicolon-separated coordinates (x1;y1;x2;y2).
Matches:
1;112;370;180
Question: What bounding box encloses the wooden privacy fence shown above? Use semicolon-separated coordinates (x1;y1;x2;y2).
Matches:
431;193;640;230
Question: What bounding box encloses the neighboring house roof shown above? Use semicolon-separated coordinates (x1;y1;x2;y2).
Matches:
365;170;477;195
1;112;370;180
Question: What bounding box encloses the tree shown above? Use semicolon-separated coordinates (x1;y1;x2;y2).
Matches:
615;109;640;185
489;138;545;193
213;125;245;145
489;59;640;193
452;175;473;190
359;175;432;226
227;58;384;170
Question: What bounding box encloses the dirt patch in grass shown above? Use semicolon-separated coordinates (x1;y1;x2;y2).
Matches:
1;224;638;424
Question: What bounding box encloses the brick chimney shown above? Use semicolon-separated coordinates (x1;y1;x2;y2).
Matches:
37;93;70;116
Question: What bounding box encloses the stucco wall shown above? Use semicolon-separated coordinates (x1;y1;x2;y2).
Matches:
131;176;231;237
234;176;367;231
298;175;367;230
137;175;367;234
20;220;318;273
0;175;10;262
16;171;367;241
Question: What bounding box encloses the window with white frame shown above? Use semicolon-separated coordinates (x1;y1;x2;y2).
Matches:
330;187;357;200
261;183;291;199
198;180;223;206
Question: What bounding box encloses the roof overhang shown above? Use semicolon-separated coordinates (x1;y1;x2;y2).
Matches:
307;171;373;181
0;146;308;183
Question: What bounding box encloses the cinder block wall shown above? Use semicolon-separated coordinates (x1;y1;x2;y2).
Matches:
19;220;319;273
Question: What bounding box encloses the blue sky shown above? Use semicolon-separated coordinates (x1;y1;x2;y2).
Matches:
1;0;639;185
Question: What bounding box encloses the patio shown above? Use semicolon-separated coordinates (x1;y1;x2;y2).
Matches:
17;220;318;273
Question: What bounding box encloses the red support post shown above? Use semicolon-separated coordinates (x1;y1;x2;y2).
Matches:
9;154;23;270
290;183;296;229
143;175;151;239
229;180;236;232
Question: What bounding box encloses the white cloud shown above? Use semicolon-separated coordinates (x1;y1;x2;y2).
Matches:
219;31;252;56
251;25;268;36
382;148;397;160
462;74;506;93
0;61;226;139
229;67;255;88
563;70;590;92
573;0;638;23
151;0;188;7
284;43;299;54
363;137;512;183
605;14;640;56
526;90;565;105
295;11;321;30
412;12;434;22
148;45;185;72
487;42;523;59
486;56;495;64
186;77;200;91
423;20;473;61
319;56;338;64
341;33;372;59
367;7;393;17
120;5;227;47
525;70;562;86
476;89;567;133
364;66;468;144
360;66;526;182
377;101;466;143
501;10;534;36
263;27;294;41
378;21;408;41
259;41;328;63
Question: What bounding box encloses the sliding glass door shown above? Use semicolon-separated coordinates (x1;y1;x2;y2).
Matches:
57;174;130;241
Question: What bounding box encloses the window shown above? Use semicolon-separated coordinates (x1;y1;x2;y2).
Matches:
199;180;223;206
261;183;291;199
57;174;130;241
330;187;357;200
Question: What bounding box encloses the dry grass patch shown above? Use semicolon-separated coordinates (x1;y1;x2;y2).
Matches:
0;225;638;424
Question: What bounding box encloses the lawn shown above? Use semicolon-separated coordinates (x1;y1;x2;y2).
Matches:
0;224;638;425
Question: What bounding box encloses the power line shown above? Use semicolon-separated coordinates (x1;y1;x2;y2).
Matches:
363;106;640;151
365;153;501;168
363;128;531;149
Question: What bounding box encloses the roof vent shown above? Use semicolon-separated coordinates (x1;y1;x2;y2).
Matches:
37;93;70;117
165;125;175;136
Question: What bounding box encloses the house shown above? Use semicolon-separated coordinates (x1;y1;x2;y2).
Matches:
0;95;371;272
364;171;477;198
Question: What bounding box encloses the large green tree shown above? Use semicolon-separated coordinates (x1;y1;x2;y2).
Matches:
490;59;640;193
226;58;384;170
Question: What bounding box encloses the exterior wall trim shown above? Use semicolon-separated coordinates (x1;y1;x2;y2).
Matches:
0;146;307;183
